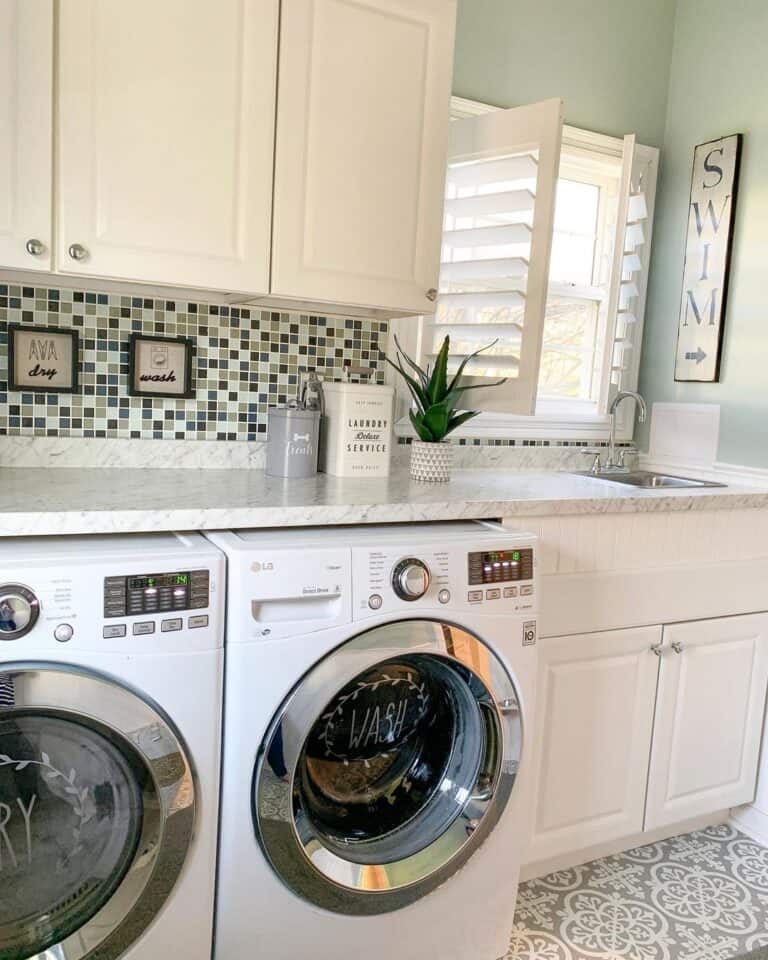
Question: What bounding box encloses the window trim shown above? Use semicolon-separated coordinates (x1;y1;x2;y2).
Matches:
389;97;659;444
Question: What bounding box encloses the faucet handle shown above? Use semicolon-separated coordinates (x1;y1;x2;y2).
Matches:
580;448;604;475
616;447;637;468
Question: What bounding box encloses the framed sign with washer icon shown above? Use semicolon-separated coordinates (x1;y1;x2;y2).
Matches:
128;333;194;399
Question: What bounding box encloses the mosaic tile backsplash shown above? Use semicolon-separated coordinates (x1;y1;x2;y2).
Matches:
0;279;633;454
0;282;387;441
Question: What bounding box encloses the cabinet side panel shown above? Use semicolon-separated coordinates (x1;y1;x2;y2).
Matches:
0;0;52;271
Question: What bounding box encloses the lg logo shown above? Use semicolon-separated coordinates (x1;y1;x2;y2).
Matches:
251;561;275;573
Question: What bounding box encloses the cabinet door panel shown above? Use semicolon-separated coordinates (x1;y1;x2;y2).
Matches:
645;613;768;830
0;0;52;271
272;0;455;315
57;0;277;293
526;626;661;865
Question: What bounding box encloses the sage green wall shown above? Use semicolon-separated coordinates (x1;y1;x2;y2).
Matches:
638;0;768;466
453;0;676;147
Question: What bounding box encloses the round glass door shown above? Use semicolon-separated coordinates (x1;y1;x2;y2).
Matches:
0;712;145;959
254;620;523;915
0;666;195;960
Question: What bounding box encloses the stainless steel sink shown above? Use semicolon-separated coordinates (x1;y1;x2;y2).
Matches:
573;470;726;489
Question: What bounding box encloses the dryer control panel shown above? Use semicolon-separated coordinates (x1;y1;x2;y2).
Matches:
0;532;223;653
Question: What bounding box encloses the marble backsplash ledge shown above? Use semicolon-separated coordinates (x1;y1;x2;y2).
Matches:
0;435;267;469
1;434;638;472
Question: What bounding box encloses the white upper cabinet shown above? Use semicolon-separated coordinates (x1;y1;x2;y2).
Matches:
56;0;279;294
0;0;53;272
645;613;768;830
271;0;456;315
3;0;456;311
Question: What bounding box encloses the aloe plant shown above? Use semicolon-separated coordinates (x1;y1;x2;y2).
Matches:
386;334;507;442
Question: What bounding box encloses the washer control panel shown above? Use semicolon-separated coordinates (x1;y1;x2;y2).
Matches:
354;536;536;619
104;570;210;618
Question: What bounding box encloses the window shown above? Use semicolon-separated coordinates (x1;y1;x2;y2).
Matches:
538;144;621;412
390;98;659;442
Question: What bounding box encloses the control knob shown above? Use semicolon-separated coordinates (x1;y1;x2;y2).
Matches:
392;559;430;601
0;585;40;641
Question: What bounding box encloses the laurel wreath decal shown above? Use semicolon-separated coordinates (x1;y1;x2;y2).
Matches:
317;671;429;766
0;752;93;851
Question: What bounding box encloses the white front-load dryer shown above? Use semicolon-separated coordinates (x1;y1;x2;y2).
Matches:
208;521;538;960
0;532;224;960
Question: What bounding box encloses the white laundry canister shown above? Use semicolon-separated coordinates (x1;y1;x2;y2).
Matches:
318;381;394;478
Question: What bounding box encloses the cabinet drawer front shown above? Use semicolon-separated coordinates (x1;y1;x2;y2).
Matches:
645;612;768;830
271;0;455;315
57;0;277;293
526;625;661;865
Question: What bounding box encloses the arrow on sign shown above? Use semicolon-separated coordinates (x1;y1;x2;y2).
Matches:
685;347;707;364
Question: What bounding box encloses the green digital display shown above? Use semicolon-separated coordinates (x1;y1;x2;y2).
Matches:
105;569;208;619
128;572;191;590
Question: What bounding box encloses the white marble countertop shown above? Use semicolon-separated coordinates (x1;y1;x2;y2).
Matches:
1;466;768;537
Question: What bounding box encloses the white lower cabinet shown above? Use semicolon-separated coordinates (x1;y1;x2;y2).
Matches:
527;613;768;869
645;612;768;830
526;625;661;864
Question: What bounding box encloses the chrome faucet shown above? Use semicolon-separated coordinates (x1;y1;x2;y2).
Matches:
580;390;647;475
606;390;647;472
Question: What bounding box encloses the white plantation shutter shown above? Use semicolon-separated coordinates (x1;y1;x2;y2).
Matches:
599;135;658;406
425;99;563;414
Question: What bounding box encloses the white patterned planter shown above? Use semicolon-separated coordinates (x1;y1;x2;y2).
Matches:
410;440;452;482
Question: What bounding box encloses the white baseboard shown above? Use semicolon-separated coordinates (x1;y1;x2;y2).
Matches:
730;804;768;847
521;810;728;881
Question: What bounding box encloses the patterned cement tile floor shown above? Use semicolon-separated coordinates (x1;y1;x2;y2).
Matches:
505;825;768;960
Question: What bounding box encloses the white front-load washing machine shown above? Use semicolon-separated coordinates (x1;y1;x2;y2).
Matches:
0;532;224;960
208;521;538;960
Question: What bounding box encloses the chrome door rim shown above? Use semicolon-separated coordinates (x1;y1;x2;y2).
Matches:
0;661;196;960
253;619;523;914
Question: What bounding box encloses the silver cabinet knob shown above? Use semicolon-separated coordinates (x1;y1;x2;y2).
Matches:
25;238;45;256
671;641;683;654
426;288;438;302
68;243;88;261
651;643;663;657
